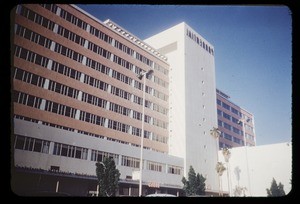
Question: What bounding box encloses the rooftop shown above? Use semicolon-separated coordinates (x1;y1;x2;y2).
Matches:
104;19;168;61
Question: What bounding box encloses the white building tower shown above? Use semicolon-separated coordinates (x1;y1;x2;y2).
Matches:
145;22;219;193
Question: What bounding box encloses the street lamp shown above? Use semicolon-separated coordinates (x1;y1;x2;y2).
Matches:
137;69;154;197
222;147;231;196
238;118;251;196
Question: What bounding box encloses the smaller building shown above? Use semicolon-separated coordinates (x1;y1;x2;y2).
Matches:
218;142;292;196
216;89;256;149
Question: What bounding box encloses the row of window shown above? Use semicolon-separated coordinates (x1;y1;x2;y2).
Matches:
136;52;153;67
186;29;214;56
13;90;168;142
219;142;232;149
20;4;169;77
114;40;134;56
13;45;168;116
14;23;169;101
245;133;255;142
218;109;242;130
217;99;242;117
14;114;166;153
222;132;243;145
14;114;167;153
218;119;243;136
47;4;156;70
13;134;181;175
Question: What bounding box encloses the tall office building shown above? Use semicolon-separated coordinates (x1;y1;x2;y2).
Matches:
216;89;256;149
11;4;184;196
145;22;219;192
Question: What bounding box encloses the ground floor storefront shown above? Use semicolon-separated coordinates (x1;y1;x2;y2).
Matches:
11;166;184;197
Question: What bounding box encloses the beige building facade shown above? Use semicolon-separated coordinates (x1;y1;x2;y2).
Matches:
11;4;184;196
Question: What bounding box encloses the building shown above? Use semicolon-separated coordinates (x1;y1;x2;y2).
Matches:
11;4;184;196
218;142;292;196
217;89;256;149
145;22;219;193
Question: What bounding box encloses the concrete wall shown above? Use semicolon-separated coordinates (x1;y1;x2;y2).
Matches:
145;22;219;193
218;142;292;196
13;119;184;187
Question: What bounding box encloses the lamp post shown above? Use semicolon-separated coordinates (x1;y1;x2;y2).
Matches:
238;118;251;196
222;147;231;196
137;69;154;197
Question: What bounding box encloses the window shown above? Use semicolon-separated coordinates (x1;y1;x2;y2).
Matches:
88;42;111;59
33;139;42;152
218;120;223;127
223;112;231;120
136;52;153;67
14;135;50;154
168;166;182;175
133;95;142;105
114;40;134;56
233;127;240;135
13;91;42;109
110;86;131;100
110;102;130;116
222;102;230;110
89;26;112;44
113;55;133;70
13;67;46;88
223;122;231;131
147;161;163;172
231;107;239;115
132;126;141;137
154;63;168;76
59;7;87;30
233;137;241;144
224;133;232;141
15;135;25;150
121;156;140;168
232;117;239;124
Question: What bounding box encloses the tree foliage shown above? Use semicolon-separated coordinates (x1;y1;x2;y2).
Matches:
266;178;286;197
182;166;206;196
95;157;120;197
215;162;226;176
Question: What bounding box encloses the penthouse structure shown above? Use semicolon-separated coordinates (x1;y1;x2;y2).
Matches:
11;4;184;196
216;89;256;149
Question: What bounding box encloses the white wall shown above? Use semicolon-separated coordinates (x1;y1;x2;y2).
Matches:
145;22;187;164
218;142;292;196
13;119;184;187
184;24;218;192
145;22;219;193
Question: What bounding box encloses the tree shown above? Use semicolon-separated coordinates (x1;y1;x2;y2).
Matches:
266;178;286;197
95;157;120;197
196;173;206;195
182;166;206;196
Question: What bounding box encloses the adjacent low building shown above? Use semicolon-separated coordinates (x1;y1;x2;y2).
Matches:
218;142;292;196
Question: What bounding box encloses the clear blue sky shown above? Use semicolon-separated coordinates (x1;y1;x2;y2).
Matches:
77;4;292;146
